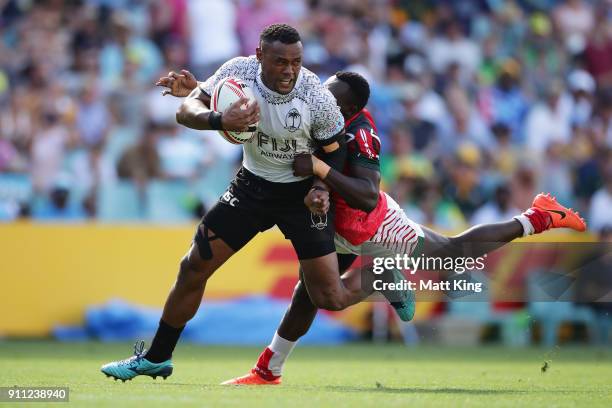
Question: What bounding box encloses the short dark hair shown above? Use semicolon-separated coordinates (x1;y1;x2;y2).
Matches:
335;71;370;111
260;23;301;45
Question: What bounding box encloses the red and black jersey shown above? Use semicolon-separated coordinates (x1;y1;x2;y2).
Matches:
334;109;388;245
344;109;381;171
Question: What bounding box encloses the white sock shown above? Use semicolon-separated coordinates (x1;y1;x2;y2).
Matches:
267;332;297;376
513;213;534;237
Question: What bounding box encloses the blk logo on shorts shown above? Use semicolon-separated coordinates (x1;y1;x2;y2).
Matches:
310;212;328;230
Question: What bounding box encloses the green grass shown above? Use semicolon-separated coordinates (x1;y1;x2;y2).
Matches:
1;341;611;407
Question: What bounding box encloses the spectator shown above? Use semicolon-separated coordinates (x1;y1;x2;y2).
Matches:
490;122;519;175
442;143;487;219
427;19;481;83
471;183;520;225
588;156;612;232
553;0;594;54
479;59;530;143
439;86;493;155
511;164;538;211
396;84;437;155
583;12;612;87
521;13;567;96
30;111;74;194
70;142;117;200
0;136;21;172
525;80;572;156
117;122;162;185
186;0;239;77
417;182;467;231
32;183;86;221
403;54;448;126
156;124;207;180
99;12;164;88
237;0;291;56
75;83;110;147
567;69;595;128
591;89;612;149
538;139;574;206
148;0;188;46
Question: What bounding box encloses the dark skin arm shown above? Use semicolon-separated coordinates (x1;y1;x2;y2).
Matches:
294;153;379;213
302;141;343;215
324;164;379;212
175;86;260;131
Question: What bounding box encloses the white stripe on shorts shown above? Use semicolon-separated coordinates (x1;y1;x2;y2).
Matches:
334;193;424;257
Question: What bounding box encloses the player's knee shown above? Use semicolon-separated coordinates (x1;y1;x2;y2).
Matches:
310;289;345;311
316;299;345;312
292;280;307;300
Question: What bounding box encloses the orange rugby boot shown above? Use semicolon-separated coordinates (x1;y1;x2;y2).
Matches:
221;369;281;386
531;192;587;232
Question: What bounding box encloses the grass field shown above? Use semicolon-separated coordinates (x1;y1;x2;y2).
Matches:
1;341;611;407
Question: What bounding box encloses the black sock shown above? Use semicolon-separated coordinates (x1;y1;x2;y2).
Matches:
145;320;185;363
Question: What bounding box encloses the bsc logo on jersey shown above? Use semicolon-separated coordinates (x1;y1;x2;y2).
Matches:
284;108;302;132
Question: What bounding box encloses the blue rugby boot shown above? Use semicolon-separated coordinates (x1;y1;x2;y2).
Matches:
380;269;416;322
101;341;173;382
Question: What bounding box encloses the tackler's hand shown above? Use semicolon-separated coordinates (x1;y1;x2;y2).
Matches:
304;187;330;215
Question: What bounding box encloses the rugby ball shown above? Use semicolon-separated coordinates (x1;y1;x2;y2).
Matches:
210;77;258;144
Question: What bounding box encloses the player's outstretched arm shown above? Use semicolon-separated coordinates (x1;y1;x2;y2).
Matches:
176;88;259;131
156;70;198;97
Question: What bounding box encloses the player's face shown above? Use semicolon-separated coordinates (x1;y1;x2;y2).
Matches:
257;41;303;94
325;76;356;120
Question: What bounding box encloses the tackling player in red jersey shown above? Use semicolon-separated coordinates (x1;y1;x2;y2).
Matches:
221;71;586;385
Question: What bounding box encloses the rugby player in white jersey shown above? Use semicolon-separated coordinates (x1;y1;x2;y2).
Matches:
100;24;383;382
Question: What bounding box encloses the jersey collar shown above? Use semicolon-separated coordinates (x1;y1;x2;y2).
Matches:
344;109;365;129
255;64;304;104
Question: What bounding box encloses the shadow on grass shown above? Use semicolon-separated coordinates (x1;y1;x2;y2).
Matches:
317;385;603;395
321;386;527;395
152;384;523;394
118;382;604;396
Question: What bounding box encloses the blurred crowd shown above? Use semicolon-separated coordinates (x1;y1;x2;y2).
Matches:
0;0;610;233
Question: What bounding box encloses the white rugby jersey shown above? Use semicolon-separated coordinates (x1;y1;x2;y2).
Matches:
199;56;344;183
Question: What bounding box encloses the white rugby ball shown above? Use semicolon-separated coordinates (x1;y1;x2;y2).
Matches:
210;77;258;144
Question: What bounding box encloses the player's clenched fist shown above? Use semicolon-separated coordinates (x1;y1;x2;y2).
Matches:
304;187;329;215
220;97;260;132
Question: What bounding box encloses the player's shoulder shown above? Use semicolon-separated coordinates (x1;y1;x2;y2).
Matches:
345;110;381;158
216;55;259;81
346;110;376;135
295;67;335;106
